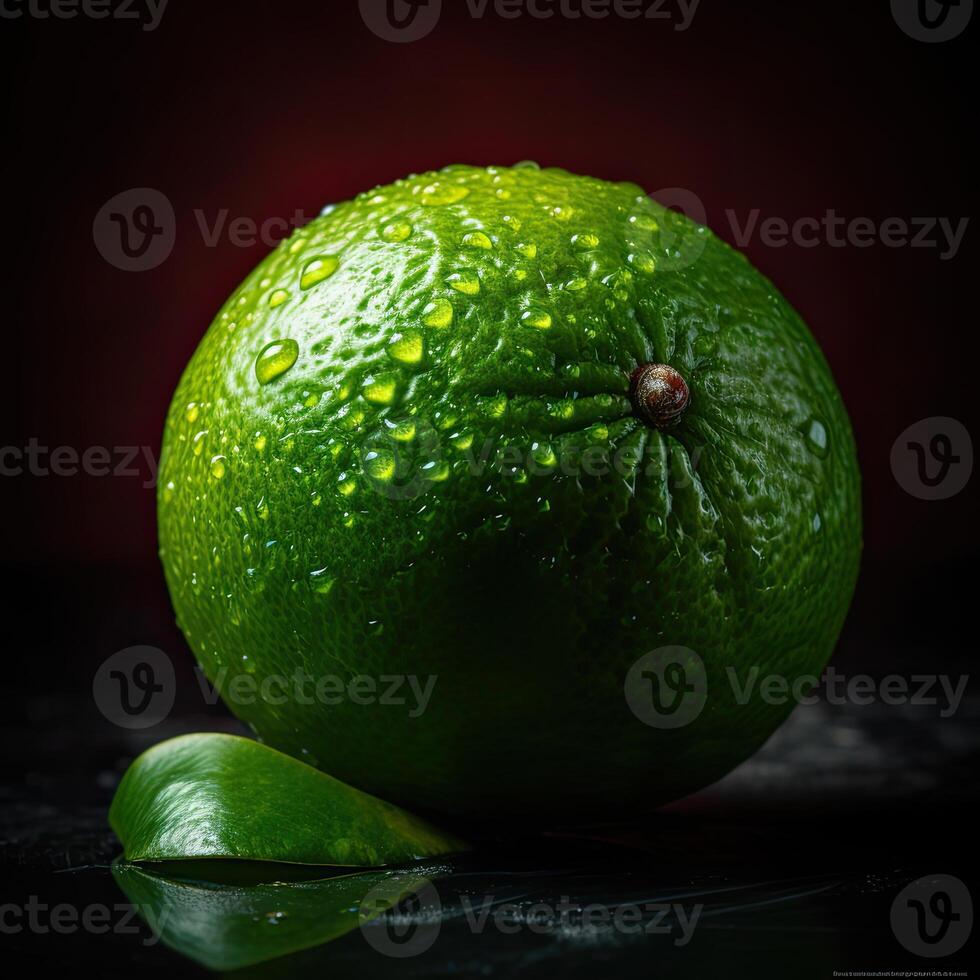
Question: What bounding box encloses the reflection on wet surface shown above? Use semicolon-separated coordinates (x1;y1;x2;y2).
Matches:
3;699;978;976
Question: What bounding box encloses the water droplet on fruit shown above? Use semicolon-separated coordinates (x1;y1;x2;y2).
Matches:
269;289;289;308
804;418;829;457
362;375;397;405
422;298;453;328
310;570;335;595
572;233;599;250
209;455;227;479
531;442;557;470
629;213;659;232
364;448;396;481
645;513;664;533
516;242;537;258
461;231;493;250
380;221;412;243
392;419;416;442
255;339;299;385
422;460;450;482
521;309;552;330
420;184;469;206
184;402;200;423
300;255;339;290
482;393;508;418
388;331;424;365
446;271;480;295
628;251;656;274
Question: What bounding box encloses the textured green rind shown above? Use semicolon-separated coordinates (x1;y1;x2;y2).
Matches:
109;734;468;864
158;164;861;823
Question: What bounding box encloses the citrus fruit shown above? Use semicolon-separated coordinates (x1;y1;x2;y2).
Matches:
159;164;861;825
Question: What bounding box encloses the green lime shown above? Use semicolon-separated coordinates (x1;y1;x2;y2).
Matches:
159;164;860;825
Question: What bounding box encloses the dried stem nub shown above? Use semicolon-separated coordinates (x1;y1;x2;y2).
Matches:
629;363;690;428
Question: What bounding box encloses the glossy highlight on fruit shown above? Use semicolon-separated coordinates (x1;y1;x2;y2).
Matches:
110;734;467;865
158;164;861;825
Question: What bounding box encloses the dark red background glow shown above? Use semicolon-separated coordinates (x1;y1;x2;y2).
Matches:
2;1;975;683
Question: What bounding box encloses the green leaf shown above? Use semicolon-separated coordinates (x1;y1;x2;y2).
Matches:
112;858;438;971
109;733;468;866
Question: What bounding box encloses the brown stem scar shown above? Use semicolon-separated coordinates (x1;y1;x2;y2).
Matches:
629;363;690;428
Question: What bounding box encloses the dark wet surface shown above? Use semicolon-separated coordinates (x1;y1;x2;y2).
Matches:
2;698;977;976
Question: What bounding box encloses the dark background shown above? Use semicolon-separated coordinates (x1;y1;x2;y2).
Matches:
1;1;976;975
3;0;976;693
